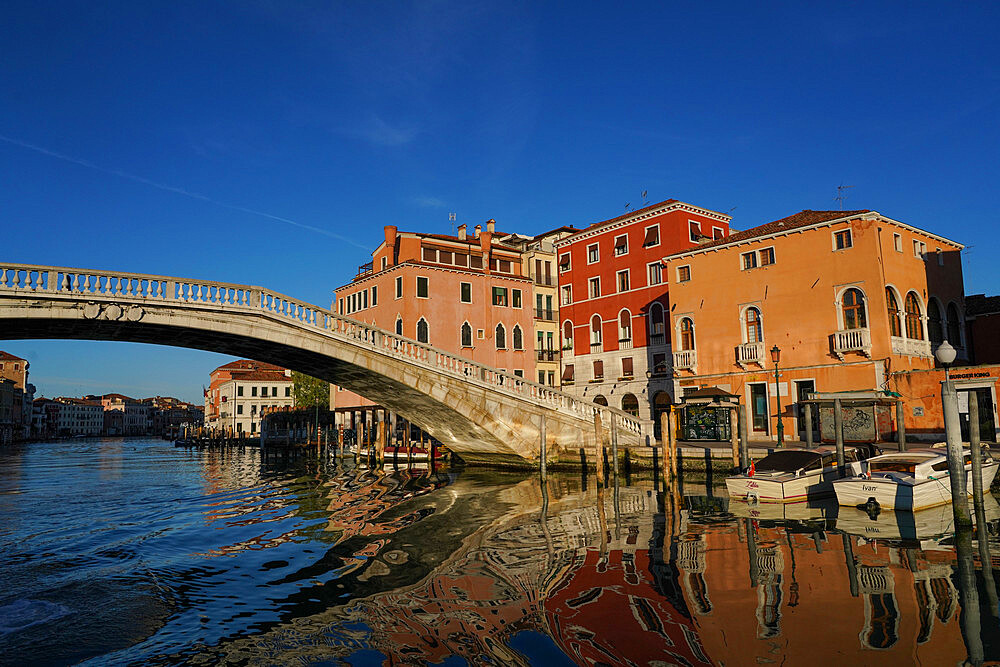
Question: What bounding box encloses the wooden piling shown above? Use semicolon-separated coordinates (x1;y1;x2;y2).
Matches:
896;400;907;452
834;398;845;467
804;402;814;449
375;420;386;466
593;411;605;487
660;411;671;484
739;404;750;470
942;378;973;528
970;394;986;520
730;407;739;469
610;414;619;482
539;414;547;480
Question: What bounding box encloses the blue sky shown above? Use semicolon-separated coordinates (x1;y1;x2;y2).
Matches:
2;2;998;403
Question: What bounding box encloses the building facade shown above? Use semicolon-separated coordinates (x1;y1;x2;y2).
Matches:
204;360;294;434
331;221;536;411
662;209;966;440
0;351;34;441
53;397;105;436
555;200;732;428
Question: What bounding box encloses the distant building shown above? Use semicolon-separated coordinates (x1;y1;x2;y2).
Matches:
53;397;104;436
0;379;14;445
0;351;34;441
965;293;1000;365
204;360;294;435
83;393;153;436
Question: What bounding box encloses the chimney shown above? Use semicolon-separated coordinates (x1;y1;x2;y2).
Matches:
457;224;467;240
383;225;398;266
474;224;482;239
486;219;495;234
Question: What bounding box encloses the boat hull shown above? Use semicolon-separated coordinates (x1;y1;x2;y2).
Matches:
833;462;998;511
725;463;862;504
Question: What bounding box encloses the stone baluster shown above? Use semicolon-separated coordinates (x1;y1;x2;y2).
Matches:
35;271;44;290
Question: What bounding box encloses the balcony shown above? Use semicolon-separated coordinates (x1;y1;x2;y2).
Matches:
619;337;633;350
356;261;373;279
533;274;555;287
891;336;932;358
832;328;872;360
673;349;697;371
562;340;573;351
536;349;557;362
649;333;666;347
590;342;603;353
534;308;555;321
735;342;765;368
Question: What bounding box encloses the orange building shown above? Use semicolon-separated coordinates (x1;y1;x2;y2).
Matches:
331;221;535;412
663;209;966;441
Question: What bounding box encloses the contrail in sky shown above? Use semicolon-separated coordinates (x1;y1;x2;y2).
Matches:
0;133;369;249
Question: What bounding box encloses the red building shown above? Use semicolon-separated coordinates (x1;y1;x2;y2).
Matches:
554;199;731;426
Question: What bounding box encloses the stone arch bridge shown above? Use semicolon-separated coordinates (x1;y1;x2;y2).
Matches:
0;263;647;463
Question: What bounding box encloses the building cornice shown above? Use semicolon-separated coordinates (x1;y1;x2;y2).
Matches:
555;201;731;248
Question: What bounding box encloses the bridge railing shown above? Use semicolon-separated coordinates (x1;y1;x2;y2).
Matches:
0;262;645;438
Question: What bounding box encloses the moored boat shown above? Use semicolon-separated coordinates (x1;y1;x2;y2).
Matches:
832;448;998;511
725;444;881;504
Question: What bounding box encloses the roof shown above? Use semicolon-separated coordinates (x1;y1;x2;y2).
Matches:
677;210;870;254
228;370;293;382
966;294;1000;317
213;359;286;373
0;351;26;362
581;199;680;232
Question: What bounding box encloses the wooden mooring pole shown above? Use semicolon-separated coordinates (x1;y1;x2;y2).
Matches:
593;411;605;488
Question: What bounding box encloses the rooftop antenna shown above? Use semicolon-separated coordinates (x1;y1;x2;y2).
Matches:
641;190;649;206
625;202;632;212
835;184;855;210
449;212;456;234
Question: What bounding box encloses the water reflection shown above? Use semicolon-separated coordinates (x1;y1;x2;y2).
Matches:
1;439;999;665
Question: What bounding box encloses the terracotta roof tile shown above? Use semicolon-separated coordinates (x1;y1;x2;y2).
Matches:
580;199;680;232
0;351;26;362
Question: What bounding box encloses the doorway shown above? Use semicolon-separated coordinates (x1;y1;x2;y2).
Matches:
749;383;769;433
795;380;819;440
959;387;996;442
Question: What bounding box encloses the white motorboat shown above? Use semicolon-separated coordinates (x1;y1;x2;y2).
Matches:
836;493;1000;541
832;449;999;511
725;444;882;504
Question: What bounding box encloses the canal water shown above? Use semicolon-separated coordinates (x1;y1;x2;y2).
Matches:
0;437;997;666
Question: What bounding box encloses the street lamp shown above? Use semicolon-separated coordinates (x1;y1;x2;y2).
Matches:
770;345;784;446
936;339;957;380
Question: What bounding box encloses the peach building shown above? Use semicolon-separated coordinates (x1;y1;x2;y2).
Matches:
331;221;535;412
662;209;966;440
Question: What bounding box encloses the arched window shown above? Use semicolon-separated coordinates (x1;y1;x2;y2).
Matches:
395;317;403;336
904;292;924;340
652;391;672;438
562;320;573;349
594;395;608;406
886;288;902;337
495;324;506;349
621;393;639;417
927;299;943;345
512;325;523;350
461;322;473;347
590;315;603;348
619;309;632;343
649;302;665;343
745;307;762;343
679;318;695;351
416;318;429;343
842;288;867;329
947;303;962;345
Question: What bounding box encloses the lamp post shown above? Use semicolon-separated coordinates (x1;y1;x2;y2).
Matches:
770;345;784;446
936;340;972;527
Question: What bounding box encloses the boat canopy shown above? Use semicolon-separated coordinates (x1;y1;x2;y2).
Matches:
755;450;825;473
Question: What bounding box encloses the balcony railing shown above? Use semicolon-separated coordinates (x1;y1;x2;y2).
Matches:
892;336;933;358
736;341;765;368
534;308;554;321
536;349;557;362
673;349;697;371
832;328;872;360
590;342;603;353
562;340;573;351
356;261;373;279
619;337;633;350
533;275;555;287
649;333;666;347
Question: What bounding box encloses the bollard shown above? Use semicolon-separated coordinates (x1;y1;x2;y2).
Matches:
834;398;845;467
942;379;973;527
804;403;814;450
739;404;750;470
593;412;605;487
896;400;907;452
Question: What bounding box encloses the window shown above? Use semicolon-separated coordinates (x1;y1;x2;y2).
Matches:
416;318;429;343
593;360;604;380
842;288;867;329
559;253;570;271
513;370;523;378
395;276;403;298
492;287;508;306
742;251;758;270
648;262;662;285
470;255;483;269
395;317;403;335
460;282;471;303
679;318;695;350
512;325;523;350
588;277;601;299
371;286;377;306
834;229;853;250
887;288;902;337
562;364;575;383
562;320;573;349
936;248;943;266
745;307;762;343
913;240;927;259
621;357;634;378
760;247;775;266
689;221;702;242
643;225;660;247
439;250;452;264
416;276;429;298
422;247;436;262
614;234;628;256
649;302;666;341
677;265;690;282
560;285;572;305
893;233;902;252
539;371;546;384
590;315;603;347
362;290;368;309
617;270;630;292
495;324;507;349
381;257;388;270
947;303;962;344
652;353;667;375
237;386;243;397
713;226;725;239
285;387;290;397
477;328;485;339
237;404;244;415
512;289;522;308
461;322;473;347
621;393;639;416
619;309;632;342
927;299;942;344
587;243;599;263
252;386;258;397
904;292;923;340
